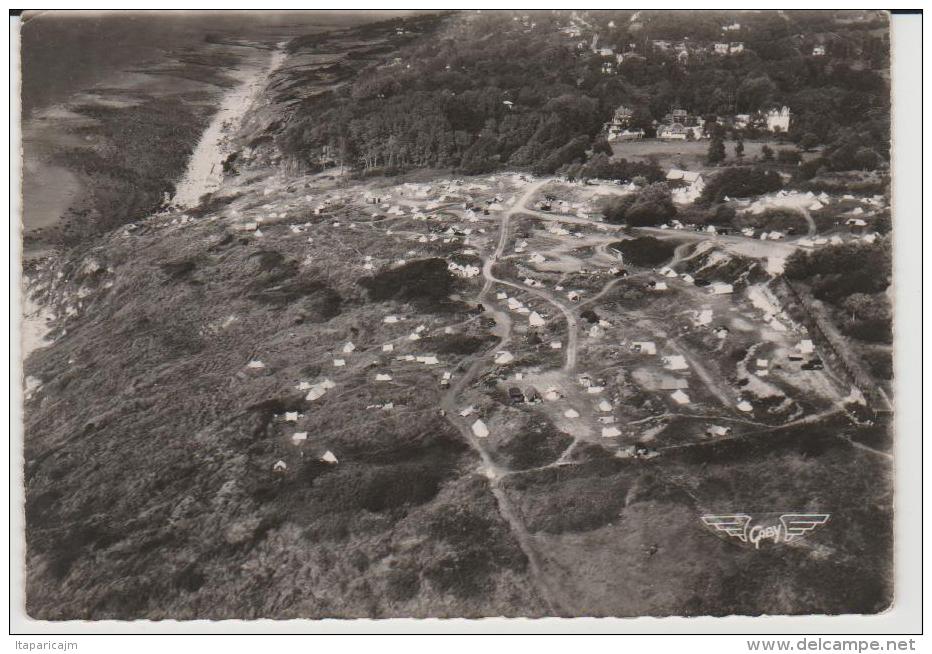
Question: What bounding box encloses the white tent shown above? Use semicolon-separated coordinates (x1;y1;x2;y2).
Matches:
305;379;335;402
663;355;689;371
471;419;490;438
321;451;339;464
544;388;562;401
632;341;657;355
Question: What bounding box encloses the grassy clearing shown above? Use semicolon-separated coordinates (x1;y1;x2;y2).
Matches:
610;139;797;173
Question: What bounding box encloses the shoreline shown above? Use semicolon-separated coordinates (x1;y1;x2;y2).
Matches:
172;46;287;207
19;46;288;363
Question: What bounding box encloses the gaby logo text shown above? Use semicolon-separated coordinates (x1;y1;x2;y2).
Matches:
701;514;830;549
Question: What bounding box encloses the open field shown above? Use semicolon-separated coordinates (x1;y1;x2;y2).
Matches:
610;138;818;173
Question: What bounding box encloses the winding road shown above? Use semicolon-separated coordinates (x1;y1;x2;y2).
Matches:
438;178;572;614
432;175;887;614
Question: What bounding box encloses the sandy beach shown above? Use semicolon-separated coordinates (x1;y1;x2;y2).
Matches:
172;47;287;207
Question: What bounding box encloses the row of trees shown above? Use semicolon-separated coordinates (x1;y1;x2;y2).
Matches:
557;153;664;184
784;240;892;343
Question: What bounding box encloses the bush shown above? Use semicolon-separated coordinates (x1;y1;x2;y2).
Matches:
839;293;892;343
427;333;492;355
359;258;457;307
735;208;807;233
711;204;737;227
854;147;882;171
707;135;726;164
701;166;783;202
602;195;636;224
603;183;676;226
799;133;821;151
785;240;892;306
777;149;802;165
493;418;572;470
794;157;826;181
610;237;677;267
310;461;452;514
862;349;893;380
561;155;663;184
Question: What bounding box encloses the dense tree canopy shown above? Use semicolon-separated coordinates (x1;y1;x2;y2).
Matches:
269;10;889;177
784;239;892;343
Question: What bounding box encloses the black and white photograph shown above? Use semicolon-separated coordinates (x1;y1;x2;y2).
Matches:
11;7;921;633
